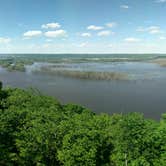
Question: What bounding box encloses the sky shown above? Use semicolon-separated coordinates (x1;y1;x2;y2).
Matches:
0;0;166;54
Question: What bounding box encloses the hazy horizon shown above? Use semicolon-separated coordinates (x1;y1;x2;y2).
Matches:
1;53;166;55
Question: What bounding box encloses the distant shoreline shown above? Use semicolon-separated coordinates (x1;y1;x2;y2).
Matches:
149;58;166;67
1;55;166;80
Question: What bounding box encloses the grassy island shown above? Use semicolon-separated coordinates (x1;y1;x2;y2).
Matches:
36;67;128;80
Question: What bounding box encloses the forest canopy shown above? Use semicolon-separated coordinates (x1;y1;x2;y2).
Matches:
0;81;166;166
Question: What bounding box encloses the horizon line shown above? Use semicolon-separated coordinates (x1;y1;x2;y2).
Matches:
0;53;166;55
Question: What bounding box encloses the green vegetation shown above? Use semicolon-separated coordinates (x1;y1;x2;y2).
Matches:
0;81;166;165
0;59;33;72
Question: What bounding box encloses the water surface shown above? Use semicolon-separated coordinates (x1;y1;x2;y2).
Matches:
0;61;166;120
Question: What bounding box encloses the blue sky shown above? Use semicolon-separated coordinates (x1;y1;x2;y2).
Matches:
0;0;166;53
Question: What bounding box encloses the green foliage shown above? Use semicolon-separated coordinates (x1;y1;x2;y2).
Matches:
110;113;164;165
0;86;165;165
57;113;114;166
0;81;2;90
0;59;33;72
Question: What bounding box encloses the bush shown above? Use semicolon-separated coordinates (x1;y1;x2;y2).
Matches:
0;81;2;90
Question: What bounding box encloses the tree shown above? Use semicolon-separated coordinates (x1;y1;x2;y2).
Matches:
0;85;165;165
0;81;2;90
110;113;163;166
57;113;114;166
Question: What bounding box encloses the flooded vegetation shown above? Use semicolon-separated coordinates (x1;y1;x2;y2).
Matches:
150;58;166;67
36;67;128;80
0;58;33;72
0;54;166;120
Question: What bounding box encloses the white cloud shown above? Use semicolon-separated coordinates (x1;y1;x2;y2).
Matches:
97;30;113;36
137;26;162;34
155;0;166;3
41;22;61;29
79;43;88;47
159;36;166;40
46;39;53;42
81;33;91;37
0;37;11;44
149;29;161;34
106;22;117;28
76;42;88;47
44;30;67;38
108;44;113;47
120;5;129;9
124;37;141;42
23;30;42;37
87;25;104;30
148;26;162;34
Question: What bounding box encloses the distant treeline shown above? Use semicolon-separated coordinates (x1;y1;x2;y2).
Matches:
0;81;166;165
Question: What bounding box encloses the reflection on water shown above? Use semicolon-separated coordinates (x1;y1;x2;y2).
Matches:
0;61;166;120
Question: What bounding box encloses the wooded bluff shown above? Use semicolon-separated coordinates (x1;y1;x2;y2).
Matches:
0;81;166;166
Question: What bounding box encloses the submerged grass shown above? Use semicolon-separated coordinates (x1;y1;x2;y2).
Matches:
35;67;128;80
150;58;166;67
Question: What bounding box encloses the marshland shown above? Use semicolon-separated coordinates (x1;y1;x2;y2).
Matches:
0;54;166;119
1;0;166;165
